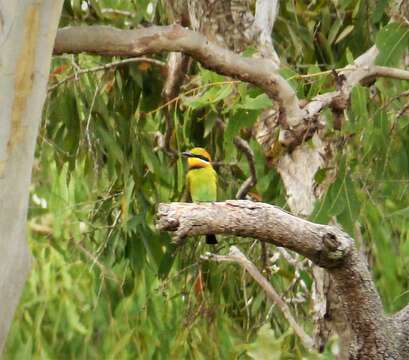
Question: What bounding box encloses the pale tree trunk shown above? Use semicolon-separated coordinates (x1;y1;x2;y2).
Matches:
0;0;63;350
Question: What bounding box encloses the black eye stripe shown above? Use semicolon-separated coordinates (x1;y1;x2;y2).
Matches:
192;154;210;162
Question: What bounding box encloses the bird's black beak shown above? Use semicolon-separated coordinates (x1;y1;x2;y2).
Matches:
181;151;193;158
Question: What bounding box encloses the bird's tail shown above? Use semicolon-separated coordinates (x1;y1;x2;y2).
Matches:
206;234;218;245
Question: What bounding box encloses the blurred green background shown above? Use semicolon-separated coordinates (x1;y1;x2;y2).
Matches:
3;0;409;358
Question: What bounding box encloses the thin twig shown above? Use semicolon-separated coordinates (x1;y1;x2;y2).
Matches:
371;65;409;82
85;79;101;160
48;57;166;92
101;8;134;17
234;136;257;199
75;241;121;284
396;101;409;119
201;245;314;350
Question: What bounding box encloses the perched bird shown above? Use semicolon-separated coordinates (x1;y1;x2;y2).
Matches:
182;147;218;244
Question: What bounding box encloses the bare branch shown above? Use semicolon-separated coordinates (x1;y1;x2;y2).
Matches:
48;56;166;91
157;200;352;266
370;66;409;81
234;136;257;199
202;245;314;350
303;46;394;119
54;25;304;126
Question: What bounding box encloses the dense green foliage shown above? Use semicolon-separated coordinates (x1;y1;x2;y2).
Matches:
4;0;409;358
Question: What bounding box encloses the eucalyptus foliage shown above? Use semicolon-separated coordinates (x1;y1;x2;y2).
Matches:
4;0;409;358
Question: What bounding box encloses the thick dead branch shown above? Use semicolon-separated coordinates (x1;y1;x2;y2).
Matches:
157;201;352;267
157;200;406;359
202;245;314;350
54;25;304;127
233;136;257;199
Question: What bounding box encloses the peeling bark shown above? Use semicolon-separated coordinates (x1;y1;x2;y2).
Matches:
0;0;64;350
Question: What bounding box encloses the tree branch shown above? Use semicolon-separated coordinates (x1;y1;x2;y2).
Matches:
157;200;402;358
54;26;409;151
157;200;351;267
370;65;409;82
202;245;314;350
54;25;304;127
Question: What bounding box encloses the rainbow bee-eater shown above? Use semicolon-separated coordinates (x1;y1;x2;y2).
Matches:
182;147;218;244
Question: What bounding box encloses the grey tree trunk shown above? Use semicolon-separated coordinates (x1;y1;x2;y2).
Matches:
0;0;63;350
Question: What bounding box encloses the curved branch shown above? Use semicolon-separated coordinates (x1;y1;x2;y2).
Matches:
54;25;304;126
303;46;409;121
157;200;352;267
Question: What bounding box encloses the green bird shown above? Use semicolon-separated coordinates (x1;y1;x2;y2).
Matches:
182;147;218;244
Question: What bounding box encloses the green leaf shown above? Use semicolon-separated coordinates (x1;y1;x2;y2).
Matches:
388;207;409;218
225;109;259;141
307;65;328;98
280;67;303;96
96;125;124;163
157;242;177;279
239;94;273;110
141;145;159;174
328;18;343;45
244;325;287;359
335;25;354;44
346;47;355;64
184;85;233;110
351;85;368;122
372;0;388;23
204;112;217;138
375;23;409;66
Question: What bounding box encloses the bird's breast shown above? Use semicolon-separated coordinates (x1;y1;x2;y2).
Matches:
187;167;217;202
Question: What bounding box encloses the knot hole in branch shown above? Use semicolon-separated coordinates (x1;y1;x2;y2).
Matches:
317;231;348;268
